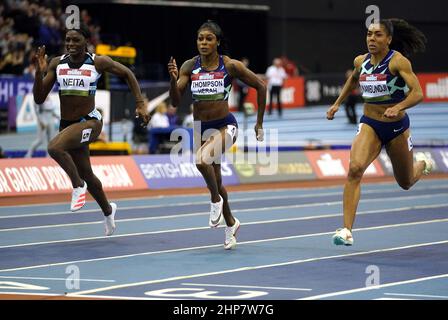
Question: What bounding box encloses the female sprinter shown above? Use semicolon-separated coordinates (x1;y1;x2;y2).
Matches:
168;20;266;249
33;25;150;236
326;19;432;245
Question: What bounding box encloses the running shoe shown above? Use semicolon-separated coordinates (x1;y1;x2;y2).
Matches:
224;218;240;250
332;227;354;246
209;195;224;228
416;152;434;175
70;181;87;212
104;203;117;236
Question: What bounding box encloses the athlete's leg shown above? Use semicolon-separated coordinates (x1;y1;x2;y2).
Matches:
196;147;220;203
212;163;235;226
343;123;382;230
386;129;426;190
68;146;112;215
213;126;239;248
47;120;102;188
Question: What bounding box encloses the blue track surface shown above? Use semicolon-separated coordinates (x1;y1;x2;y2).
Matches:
2;102;447;153
0;178;447;300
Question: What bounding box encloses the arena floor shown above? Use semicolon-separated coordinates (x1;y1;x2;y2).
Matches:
0;175;447;300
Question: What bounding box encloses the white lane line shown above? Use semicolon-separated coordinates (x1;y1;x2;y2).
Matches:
0;291;143;299
1;203;447;248
1;193;446;233
3;179;436;210
67;294;180;300
383;293;448;299
0;218;446;274
70;240;448;296
300;274;448;300
0;275;115;282
181;283;312;291
1;184;446;219
0;291;61;297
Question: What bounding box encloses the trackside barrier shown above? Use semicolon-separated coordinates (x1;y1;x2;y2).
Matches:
0;148;446;198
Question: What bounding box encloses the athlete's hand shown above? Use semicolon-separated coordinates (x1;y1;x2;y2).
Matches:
168;56;178;81
255;123;264;142
34;46;48;74
135;100;151;127
383;106;400;119
326;104;339;120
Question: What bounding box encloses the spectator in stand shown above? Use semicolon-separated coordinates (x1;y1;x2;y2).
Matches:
265;57;287;117
149;102;170;128
0;41;26;75
182;104;194;128
0;3;100;76
166;103;179;126
38;13;62;56
280;55;299;77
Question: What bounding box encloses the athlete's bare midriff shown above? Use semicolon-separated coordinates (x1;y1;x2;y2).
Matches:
193;100;229;122
59;95;96;120
363;103;406;122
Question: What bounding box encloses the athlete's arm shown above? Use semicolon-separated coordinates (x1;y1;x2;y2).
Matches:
95;55;150;125
227;58;267;141
33;46;58;104
383;54;424;118
326;54;365;120
168;57;194;108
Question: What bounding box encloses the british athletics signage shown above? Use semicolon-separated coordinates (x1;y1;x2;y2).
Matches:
133;154;240;189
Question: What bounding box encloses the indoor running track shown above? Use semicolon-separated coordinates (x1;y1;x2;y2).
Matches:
0;178;447;300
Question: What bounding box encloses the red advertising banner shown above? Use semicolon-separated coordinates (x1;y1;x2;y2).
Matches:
417;73;448;102
0;156;147;197
305;150;385;179
231;76;305;110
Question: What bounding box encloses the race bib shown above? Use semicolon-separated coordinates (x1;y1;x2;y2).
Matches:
191;72;225;100
359;74;391;99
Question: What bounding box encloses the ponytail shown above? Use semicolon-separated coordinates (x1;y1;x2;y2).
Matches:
380;19;427;57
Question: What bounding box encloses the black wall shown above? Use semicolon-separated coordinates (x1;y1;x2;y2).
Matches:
66;1;268;77
67;0;448;75
267;0;448;73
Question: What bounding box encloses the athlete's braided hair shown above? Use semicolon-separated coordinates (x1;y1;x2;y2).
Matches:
380;19;427;57
198;20;229;55
66;23;91;40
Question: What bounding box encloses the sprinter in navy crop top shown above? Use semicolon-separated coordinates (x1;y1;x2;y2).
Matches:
168;20;267;250
325;19;433;246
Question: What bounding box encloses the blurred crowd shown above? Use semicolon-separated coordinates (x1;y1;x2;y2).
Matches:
0;0;101;76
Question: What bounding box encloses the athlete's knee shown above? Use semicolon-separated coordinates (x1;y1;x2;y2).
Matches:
83;174;102;190
397;180;413;190
79;169;96;184
47;143;63;159
196;161;210;173
347;161;365;180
